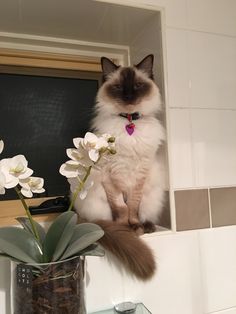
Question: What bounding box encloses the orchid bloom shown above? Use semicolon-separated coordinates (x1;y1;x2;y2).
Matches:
60;132;113;179
0;155;33;188
59;132;116;210
0;140;4;154
74;132;109;163
59;159;86;178
60;132;116;178
67;147;93;168
19;176;45;198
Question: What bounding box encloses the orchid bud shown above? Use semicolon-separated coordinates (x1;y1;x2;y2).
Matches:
108;136;115;143
99;147;107;154
108;148;116;155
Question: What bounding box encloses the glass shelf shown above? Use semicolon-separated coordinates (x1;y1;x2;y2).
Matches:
90;303;151;314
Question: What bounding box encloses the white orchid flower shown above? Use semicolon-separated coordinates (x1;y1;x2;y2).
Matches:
0;140;4;154
66;147;93;168
68;176;94;200
59;132;116;209
0;171;6;195
19;176;45;198
0;155;33;188
73;134;100;163
82;132;109;162
59;159;86;179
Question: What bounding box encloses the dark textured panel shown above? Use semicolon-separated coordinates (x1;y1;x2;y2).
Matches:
0;73;98;200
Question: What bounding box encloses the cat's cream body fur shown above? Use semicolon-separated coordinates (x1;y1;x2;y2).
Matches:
74;63;166;227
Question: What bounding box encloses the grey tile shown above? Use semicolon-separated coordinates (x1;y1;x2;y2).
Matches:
210;187;236;227
175;189;210;231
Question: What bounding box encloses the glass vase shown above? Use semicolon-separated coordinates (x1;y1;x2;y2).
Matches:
10;256;86;314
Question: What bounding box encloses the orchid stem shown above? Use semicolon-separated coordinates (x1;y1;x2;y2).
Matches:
67;166;92;212
14;186;41;243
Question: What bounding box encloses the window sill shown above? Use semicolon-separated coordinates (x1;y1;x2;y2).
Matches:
0;197;60;226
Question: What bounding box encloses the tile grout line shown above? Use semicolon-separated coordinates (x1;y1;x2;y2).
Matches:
188;107;197;187
207;305;236;314
174;185;236;191
169;106;236;111
207;188;213;229
166;25;236;40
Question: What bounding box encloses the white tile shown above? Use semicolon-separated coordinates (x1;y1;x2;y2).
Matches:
85;255;126;312
123;232;204;314
166;28;189;108
86;231;204;314
188;31;236;110
191;109;236;187
169;108;194;188
187;0;236;37
153;0;188;28
199;226;236;313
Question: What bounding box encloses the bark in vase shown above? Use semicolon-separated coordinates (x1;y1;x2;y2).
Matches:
13;257;86;314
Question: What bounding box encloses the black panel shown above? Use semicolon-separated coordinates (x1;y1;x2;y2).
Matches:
0;73;98;200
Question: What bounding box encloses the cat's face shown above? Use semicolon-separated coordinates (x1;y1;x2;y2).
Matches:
97;55;161;115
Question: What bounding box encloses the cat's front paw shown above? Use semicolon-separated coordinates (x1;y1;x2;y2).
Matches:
142;221;157;233
129;223;144;235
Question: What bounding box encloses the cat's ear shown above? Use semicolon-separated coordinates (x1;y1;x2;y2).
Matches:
135;54;154;79
101;57;119;80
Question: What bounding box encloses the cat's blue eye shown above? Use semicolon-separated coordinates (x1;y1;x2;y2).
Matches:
134;82;144;89
114;84;122;90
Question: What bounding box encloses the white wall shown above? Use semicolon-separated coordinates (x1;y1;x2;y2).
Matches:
102;0;236;189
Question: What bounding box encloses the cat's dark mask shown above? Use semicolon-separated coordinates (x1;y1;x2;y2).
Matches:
100;55;154;106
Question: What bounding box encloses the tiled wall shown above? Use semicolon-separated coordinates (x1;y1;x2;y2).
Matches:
113;0;236;232
162;0;236;231
175;187;236;231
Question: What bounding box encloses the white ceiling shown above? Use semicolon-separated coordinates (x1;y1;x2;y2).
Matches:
0;0;158;45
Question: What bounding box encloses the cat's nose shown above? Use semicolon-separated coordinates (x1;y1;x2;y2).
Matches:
123;94;133;101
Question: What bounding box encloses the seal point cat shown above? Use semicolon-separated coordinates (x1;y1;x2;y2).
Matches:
73;55;166;280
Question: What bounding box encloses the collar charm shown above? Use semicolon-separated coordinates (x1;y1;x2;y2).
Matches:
125;113;137;136
126;121;135;135
119;112;141;136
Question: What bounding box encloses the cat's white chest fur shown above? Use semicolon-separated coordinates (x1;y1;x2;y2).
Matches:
100;116;165;186
73;113;166;224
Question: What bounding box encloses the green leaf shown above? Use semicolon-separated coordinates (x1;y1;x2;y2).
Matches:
16;217;46;245
0;227;43;263
61;223;104;260
43;211;77;262
0;252;23;263
69;223;104;244
79;243;105;257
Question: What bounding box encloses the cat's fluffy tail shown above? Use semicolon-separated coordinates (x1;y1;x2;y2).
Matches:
95;220;156;281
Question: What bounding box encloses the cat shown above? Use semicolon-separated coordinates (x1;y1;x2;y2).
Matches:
73;54;166;280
